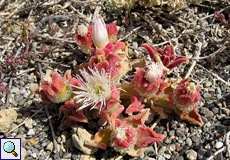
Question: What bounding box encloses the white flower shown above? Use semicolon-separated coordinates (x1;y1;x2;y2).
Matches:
72;67;112;111
92;18;109;48
144;61;163;83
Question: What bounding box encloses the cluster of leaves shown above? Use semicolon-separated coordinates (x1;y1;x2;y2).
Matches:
36;19;203;156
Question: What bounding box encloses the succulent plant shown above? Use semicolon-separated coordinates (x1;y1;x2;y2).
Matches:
36;18;205;156
36;70;77;104
168;78;201;114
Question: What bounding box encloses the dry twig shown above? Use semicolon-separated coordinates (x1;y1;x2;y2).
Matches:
196;64;230;87
5;105;46;136
45;106;60;160
184;32;204;79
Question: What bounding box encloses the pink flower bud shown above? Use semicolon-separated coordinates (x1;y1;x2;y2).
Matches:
92;18;109;48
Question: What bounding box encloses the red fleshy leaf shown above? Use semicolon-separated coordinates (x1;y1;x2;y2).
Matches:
125;93;145;114
141;43;158;60
167;56;189;70
122;109;149;126
35;90;52;104
60;100;74;111
136;126;165;147
180;108;203;126
98;102;124;129
70;109;88;123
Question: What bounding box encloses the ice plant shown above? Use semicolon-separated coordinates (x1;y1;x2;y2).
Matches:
131;61;168;98
36;70;77;104
75;25;93;54
71;67;120;112
75;18;121;55
60;100;88;123
106;22;118;42
89;53;123;81
89;109;165;154
168;78;201;114
141;44;188;71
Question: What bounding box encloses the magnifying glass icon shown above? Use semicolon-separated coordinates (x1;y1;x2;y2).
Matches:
3;141;18;157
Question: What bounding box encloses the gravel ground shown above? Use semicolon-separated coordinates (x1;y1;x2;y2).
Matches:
0;0;230;160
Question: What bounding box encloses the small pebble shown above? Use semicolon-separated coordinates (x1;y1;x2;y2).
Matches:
216;87;222;95
27;129;35;136
158;146;167;156
25;119;33;129
204;81;212;87
18;99;27;106
97;118;107;126
203;92;211;98
30;153;37;159
197;149;206;160
186;138;192;147
191;136;199;143
157;156;165;160
176;128;185;137
215;141;223;149
169;130;175;136
40;117;48;123
186;149;197;160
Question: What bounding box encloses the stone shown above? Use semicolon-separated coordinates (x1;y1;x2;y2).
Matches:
199;107;209;115
27;129;35;136
197;149;206;160
158;146;167;156
171;153;179;160
177;156;184;160
186;138;192;147
72;126;98;154
191;136;199;143
61;131;69;143
97;118;107;127
28;137;40;146
186;149;197;160
203;92;211;98
157;156;165;160
206;111;214;117
25;119;33;129
164;153;171;159
215;141;223;149
18;99;27;106
15;134;26;147
169;130;175;136
39;153;49;160
145;145;154;156
0;109;17;132
79;154;96;160
212;107;219;114
21;147;26;160
204;81;212;88
10;123;19;134
204;150;214;157
29;83;39;92
216;87;222;95
46;142;53;151
40;117;48;123
176;128;185;137
30;153;37;159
